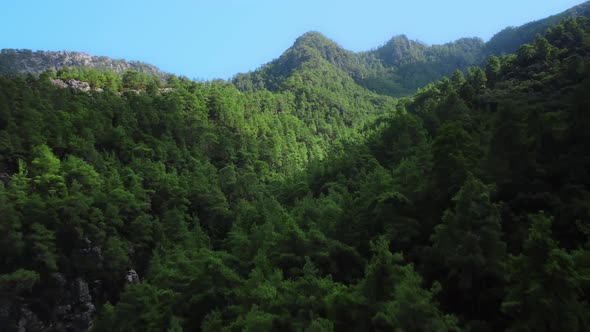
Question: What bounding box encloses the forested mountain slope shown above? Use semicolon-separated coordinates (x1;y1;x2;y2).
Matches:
102;16;590;331
233;31;486;97
3;2;589;98
484;0;590;55
235;1;590;97
0;8;589;332
0;39;395;331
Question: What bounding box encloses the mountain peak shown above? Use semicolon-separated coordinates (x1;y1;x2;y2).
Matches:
295;31;332;43
385;34;411;44
292;31;341;52
288;31;355;66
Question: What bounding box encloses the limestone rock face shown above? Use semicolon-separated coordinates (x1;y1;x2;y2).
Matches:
0;274;97;332
0;49;167;78
125;269;140;284
49;78;104;93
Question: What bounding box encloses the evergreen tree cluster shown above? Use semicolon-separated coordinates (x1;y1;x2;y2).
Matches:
0;15;589;332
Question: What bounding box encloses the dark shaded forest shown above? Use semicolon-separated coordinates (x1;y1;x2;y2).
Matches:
1;13;590;332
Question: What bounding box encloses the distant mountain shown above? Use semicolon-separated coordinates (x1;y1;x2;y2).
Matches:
234;1;590;97
233;31;486;97
0;49;167;77
231;31;396;132
485;0;590;55
2;2;589;97
1;2;590;330
233;32;367;91
364;35;485;95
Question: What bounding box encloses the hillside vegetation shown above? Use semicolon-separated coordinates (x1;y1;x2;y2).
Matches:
235;1;590;97
0;8;589;332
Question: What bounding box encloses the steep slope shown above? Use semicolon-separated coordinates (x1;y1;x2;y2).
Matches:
3;2;588;98
484;0;590;55
0;49;167;77
0;34;397;332
233;31;397;135
233;32;485;97
364;35;484;95
97;16;590;331
0;65;392;331
1;10;590;332
233;32;366;92
364;1;590;94
235;2;590;98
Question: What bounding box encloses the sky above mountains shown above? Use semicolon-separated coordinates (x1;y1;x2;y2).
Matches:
1;0;585;79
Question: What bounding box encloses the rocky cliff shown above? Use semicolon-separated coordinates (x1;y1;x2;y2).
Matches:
0;49;166;77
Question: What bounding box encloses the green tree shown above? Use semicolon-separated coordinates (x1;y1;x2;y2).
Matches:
0;269;40;294
30;144;66;197
373;274;460;332
431;175;506;324
27;223;58;271
102;236;130;275
450;70;466;89
122;70;147;89
0;183;24;264
466;67;487;93
360;237;459;331
502;213;590;331
431;123;479;202
485;55;501;88
93;283;179;332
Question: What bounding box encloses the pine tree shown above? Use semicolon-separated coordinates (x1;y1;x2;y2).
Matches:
502;213;590;331
431;175;506;324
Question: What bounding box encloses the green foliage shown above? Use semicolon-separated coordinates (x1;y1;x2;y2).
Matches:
27;223;58;271
236;305;276;332
431;123;479;200
92;283;179;332
502;213;590;331
305;318;334;332
0;269;40;294
430;176;506;325
30;144;66;197
484;1;590;55
0;183;24;264
485;55;501;87
234;5;590;99
374;276;460;332
167;316;184;332
431;175;506;289
1;13;590;332
358;237;460;331
235;32;485;98
102;236;130;274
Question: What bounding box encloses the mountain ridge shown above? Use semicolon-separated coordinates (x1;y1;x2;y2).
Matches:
1;5;590;332
485;0;590;54
0;49;168;78
235;1;590;96
1;1;589;96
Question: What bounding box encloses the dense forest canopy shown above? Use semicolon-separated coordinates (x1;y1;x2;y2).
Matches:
1;6;590;332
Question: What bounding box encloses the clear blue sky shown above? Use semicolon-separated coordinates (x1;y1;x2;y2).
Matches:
0;0;585;79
